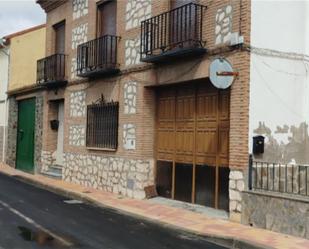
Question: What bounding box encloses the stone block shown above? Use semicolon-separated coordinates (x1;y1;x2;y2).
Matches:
229;200;237;211
230;170;243;180
236;180;245;191
229;189;241;201
229;180;236;189
230;212;241;223
133;190;146;200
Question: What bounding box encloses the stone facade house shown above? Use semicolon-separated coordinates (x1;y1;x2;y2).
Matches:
0;0;305;239
3;0;308;239
33;0;250;223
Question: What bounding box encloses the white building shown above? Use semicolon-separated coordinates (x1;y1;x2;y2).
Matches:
0;39;9;162
249;0;309;164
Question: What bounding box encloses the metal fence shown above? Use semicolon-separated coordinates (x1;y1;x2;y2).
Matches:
77;35;120;77
86;101;119;150
140;3;207;60
37;54;66;84
249;157;309;196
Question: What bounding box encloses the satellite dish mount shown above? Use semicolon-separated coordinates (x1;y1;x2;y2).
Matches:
209;58;238;89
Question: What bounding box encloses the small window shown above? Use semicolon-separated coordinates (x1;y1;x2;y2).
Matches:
86;101;119;150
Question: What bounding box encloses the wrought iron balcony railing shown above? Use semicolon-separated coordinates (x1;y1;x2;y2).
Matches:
37;54;67;86
77;35;120;78
141;3;207;63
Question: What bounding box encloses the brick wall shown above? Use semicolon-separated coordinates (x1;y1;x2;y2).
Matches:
41;0;251;209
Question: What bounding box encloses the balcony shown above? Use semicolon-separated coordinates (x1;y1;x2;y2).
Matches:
77;35;120;78
141;3;207;63
37;54;67;87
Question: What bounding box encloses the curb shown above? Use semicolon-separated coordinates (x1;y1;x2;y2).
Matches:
2;171;273;249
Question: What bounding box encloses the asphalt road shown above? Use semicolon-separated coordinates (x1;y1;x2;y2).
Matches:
0;173;227;249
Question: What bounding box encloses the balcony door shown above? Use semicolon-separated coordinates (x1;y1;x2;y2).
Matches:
98;0;116;36
55;101;64;166
170;0;196;48
54;21;65;80
54;21;65;54
97;0;117;67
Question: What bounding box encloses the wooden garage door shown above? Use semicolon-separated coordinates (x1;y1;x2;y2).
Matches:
156;81;230;209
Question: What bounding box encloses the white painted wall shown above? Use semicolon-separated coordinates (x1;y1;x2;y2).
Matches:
249;0;309;164
0;46;9;162
0;47;9;126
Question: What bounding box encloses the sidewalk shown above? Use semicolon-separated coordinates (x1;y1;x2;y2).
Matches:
1;163;309;249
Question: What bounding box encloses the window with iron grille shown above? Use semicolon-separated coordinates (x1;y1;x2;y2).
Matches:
86;101;119;149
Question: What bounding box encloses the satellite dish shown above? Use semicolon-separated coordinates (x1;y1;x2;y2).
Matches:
209;58;237;89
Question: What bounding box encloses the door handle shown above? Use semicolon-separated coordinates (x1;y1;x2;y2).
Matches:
19;129;24;140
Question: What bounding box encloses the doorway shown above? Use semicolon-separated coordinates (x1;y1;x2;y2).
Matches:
16;98;36;173
55;101;64;166
156;80;230;210
54;21;65;54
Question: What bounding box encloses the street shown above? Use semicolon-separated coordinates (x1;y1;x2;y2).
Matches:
0;173;227;249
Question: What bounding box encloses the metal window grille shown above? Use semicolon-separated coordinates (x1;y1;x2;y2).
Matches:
86;101;119;149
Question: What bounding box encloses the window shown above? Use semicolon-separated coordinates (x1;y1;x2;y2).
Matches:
86;101;119;150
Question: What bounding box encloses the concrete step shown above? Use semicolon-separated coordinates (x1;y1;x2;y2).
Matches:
48;165;63;175
41;170;62;180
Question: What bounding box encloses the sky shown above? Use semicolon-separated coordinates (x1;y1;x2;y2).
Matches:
0;0;45;38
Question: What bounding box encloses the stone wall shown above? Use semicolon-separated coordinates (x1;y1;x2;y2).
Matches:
71;23;88;50
125;38;141;66
63;153;154;199
70;58;80;80
70;91;86;117
34;95;44;173
123;124;136;150
125;0;152;30
242;191;309;239
41;150;53;172
6;97;18;167
123;81;137;114
215;5;233;45
72;0;88;20
69;125;86;147
229;169;245;221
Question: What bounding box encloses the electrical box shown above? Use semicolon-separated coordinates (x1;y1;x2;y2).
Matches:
230;32;244;46
50;120;59;131
253;136;265;154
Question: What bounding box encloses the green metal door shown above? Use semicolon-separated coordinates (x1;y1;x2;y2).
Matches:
16;98;36;173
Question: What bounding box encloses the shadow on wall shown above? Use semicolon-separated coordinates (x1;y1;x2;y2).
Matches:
254;122;309;164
